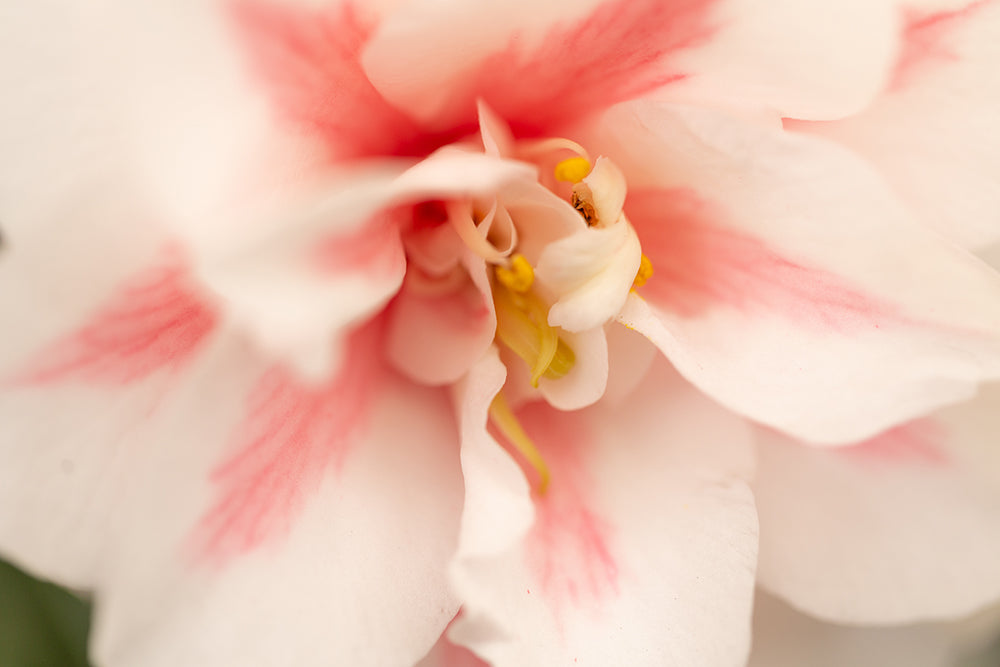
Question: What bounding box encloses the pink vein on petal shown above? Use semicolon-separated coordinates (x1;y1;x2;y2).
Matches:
890;1;993;91
841;419;949;467
628;188;896;330
194;326;382;563
511;403;620;612
230;1;456;159
452;0;719;135
10;254;217;386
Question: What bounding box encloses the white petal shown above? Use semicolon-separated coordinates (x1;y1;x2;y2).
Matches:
1;327;463;666
591;102;1000;443
602;321;658;405
579;157;627;228
663;0;900;119
754;383;1000;623
449;358;758;667
792;1;1000;249
537;325;610;411
450;349;534;561
536;222;642;332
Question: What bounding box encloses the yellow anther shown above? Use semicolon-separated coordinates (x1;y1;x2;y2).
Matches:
494;285;576;387
633;253;654;288
494;254;535;293
489;391;551;494
554;156;592;183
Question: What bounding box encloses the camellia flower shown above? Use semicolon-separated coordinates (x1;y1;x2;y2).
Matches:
2;0;1000;665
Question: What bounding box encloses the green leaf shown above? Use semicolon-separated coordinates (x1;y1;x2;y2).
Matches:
0;558;91;667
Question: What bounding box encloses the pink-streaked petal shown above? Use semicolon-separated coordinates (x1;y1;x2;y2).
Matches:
362;0;719;135
754;384;1000;623
10;253;217;387
191;323;387;562
588;102;1000;443
625;189;890;323
790;0;1000;249
748;591;977;667
193;151;534;378
662;0;899;120
449;357;758;666
3;326;463;666
902;0;985;10
0;102;213;586
230;0;451;161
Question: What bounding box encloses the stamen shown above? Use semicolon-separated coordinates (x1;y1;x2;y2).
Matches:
493;283;575;386
633;253;654;288
495;254;534;293
554;156;592;183
489;391;550;494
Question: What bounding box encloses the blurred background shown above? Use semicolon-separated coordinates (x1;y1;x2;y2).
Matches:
0;558;89;667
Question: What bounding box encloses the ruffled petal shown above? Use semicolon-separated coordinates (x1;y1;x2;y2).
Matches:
2;325;464;666
449;356;758;667
190;150;535;379
663;0;900;119
754;384;1000;623
362;0;899;136
791;0;1000;249
362;0;722;134
586;101;1000;443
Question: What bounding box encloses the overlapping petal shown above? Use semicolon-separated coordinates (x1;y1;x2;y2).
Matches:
2;322;464;666
792;0;1000;249
189;150;535;378
753;384;1000;624
362;0;900;134
584;101;1000;443
449;353;758;666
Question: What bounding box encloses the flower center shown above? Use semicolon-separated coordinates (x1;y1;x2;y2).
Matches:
449;142;654;494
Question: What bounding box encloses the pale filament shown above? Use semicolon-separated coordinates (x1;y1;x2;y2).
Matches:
516;137;591;163
447;199;525;268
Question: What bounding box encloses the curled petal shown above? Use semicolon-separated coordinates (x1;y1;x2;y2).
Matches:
535;222;642;332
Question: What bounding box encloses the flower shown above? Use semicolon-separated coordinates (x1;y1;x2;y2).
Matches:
1;0;1000;666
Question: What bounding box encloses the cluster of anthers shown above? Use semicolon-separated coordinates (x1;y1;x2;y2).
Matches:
454;143;654;494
